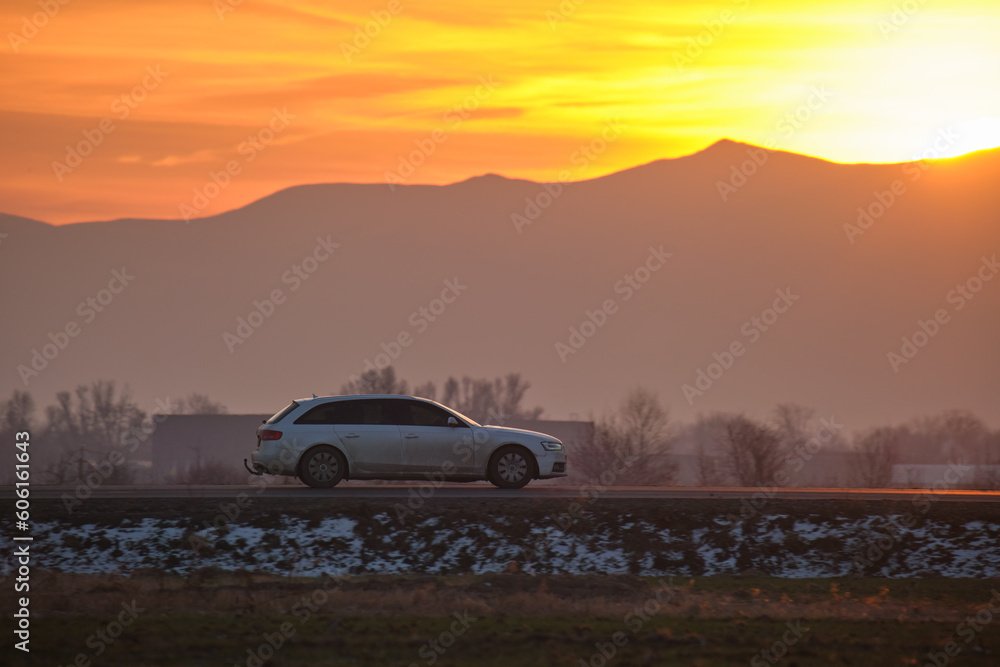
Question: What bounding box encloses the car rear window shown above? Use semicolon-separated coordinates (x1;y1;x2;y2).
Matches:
296;399;390;425
266;402;299;424
296;401;356;425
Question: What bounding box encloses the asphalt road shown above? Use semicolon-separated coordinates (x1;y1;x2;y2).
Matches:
8;484;1000;502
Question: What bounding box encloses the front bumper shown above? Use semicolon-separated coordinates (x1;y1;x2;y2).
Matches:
536;452;568;479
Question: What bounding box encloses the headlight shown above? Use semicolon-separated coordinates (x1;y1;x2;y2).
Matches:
540;440;563;451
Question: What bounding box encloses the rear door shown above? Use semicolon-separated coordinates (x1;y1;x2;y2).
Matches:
329;399;402;475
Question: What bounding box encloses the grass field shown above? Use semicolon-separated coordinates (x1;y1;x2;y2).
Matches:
14;572;1000;666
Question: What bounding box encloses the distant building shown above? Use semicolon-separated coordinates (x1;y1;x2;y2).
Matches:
891;463;1000;488
672;451;854;487
150;414;595;483
152;414;266;482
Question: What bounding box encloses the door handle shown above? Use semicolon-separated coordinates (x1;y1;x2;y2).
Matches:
344;433;359;438
404;433;419;439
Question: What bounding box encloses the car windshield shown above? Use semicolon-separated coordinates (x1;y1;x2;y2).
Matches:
266;401;298;424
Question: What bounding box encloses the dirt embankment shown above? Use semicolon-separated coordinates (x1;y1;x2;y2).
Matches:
7;495;1000;578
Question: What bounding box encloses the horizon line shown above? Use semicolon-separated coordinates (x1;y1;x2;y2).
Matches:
4;138;998;228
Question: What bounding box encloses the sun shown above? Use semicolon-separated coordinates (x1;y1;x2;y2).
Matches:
934;118;1000;158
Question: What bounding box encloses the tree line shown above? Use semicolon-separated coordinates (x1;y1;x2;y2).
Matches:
2;370;998;488
0;381;226;484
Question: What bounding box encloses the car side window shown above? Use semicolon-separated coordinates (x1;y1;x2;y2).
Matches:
295;401;363;425
398;400;462;427
359;399;390;425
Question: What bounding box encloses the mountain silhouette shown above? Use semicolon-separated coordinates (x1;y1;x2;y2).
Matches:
2;141;998;428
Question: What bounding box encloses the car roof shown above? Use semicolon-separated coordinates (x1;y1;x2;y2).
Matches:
292;394;433;405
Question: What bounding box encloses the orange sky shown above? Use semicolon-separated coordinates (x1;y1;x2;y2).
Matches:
2;0;999;223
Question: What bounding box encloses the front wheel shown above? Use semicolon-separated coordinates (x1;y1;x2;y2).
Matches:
299;446;346;488
488;446;535;489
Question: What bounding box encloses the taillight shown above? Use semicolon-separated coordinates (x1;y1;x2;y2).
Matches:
260;430;282;440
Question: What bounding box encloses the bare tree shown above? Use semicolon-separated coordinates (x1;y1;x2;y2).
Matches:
718;414;785;486
0;391;36;483
338;366;543;425
411;381;437;400
42;381;146;484
850;427;902;487
173;393;228;414
919;409;989;464
978;429;1000;490
897;409;989;464
440;373;543;424
688;413;729;486
339;366;409;395
772;403;815;453
573;388;676;485
573;418;628;483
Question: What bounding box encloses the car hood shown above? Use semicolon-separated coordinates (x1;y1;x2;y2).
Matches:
478;424;559;442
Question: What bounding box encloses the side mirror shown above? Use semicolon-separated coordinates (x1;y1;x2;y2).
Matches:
447;416;459;427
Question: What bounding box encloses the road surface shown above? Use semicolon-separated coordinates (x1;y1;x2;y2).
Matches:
7;484;1000;502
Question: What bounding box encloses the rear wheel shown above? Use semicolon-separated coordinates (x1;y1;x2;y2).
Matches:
488;446;535;489
299;446;346;488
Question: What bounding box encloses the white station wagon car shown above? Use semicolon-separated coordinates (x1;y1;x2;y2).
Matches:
245;395;568;489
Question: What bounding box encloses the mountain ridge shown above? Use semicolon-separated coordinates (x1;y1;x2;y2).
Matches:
7;140;999;228
2;139;997;429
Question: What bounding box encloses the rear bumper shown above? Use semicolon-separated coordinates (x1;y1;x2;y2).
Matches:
251;441;298;476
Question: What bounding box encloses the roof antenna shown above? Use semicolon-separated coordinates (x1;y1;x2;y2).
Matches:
312;393;317;399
